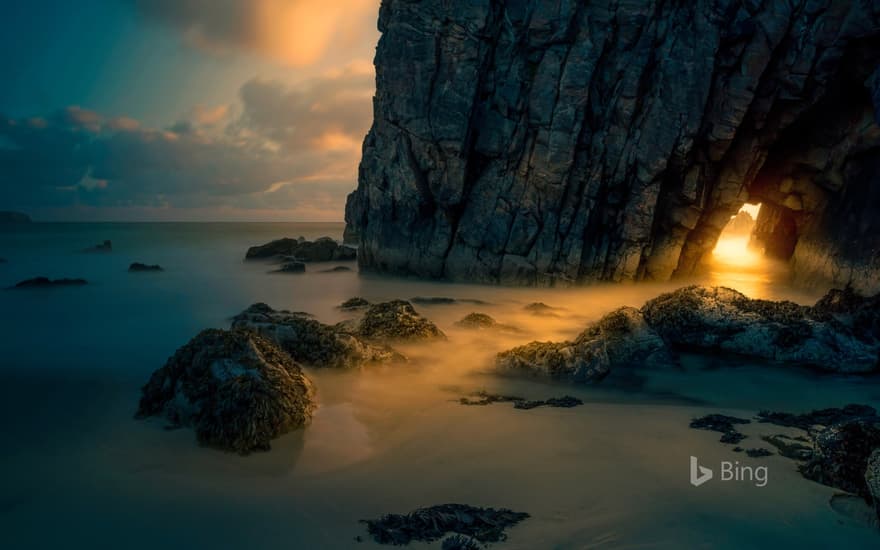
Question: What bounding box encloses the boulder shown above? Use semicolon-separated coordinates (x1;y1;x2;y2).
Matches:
231;303;404;368
129;262;163;272
356;300;446;342
455;313;498;329
245;236;356;262
135;329;315;455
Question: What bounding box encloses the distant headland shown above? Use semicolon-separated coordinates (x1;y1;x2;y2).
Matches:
0;211;32;224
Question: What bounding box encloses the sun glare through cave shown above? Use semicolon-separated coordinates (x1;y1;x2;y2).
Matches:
704;203;788;296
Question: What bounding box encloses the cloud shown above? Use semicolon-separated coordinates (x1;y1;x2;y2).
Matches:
133;0;378;67
0;68;374;220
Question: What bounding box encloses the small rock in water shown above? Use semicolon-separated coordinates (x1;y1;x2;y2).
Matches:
13;277;88;288
339;297;372;310
411;296;488;306
356;300;446;342
459;391;583;410
135;328;315;455
129;262;163;272
745;448;773;458
513;396;583;410
455;312;497;329
82;239;112;253
245;236;355;262
360;503;529;545
321;265;352;272
273;261;306;274
523;302;559;315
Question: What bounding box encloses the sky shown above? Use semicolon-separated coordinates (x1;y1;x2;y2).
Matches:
0;0;380;221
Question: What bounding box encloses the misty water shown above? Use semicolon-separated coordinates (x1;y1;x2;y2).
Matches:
1;222;879;548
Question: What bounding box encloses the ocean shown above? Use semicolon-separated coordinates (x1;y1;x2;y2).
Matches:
1;222;879;549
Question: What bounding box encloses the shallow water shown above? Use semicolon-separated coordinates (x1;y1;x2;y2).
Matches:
1;222;878;549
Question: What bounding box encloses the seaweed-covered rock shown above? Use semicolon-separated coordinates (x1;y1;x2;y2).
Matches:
458;391;582;410
800;416;880;498
356;300;446;341
495;307;670;383
641;286;880;372
690;414;751;444
441;535;482;550
245;236;356;261
129;262;163;272
13;277;87;288
135;329;315;454
757;404;877;430
867;449;880;522
361;503;529;545
231;303;404;368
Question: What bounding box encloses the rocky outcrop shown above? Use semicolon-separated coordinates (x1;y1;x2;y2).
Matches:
346;0;880;290
496;286;880;381
231;303;404;368
135;329;315;454
800;415;880;499
245;236;356;262
867;449;880;522
12;277;87;288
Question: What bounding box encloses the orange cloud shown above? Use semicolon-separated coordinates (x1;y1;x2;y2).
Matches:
191;104;230;126
137;0;379;67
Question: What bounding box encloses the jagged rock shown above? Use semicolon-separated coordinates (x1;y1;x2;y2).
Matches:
82;240;111;253
346;1;880;291
129;262;163;272
245;236;356;262
231;303;404;368
356;300;446;342
724;210;755;235
642;286;880;373
273;261;306;274
135;329;315;455
13;277;87;288
496;307;671;383
338;297;371;310
866;449;880;522
360;503;529;545
800;415;880;498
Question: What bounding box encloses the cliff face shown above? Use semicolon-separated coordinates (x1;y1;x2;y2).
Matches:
346;0;880;291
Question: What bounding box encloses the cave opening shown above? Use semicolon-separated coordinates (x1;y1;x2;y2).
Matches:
703;203;794;296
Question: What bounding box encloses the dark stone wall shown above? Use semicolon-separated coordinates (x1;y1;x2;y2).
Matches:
346;0;880;291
